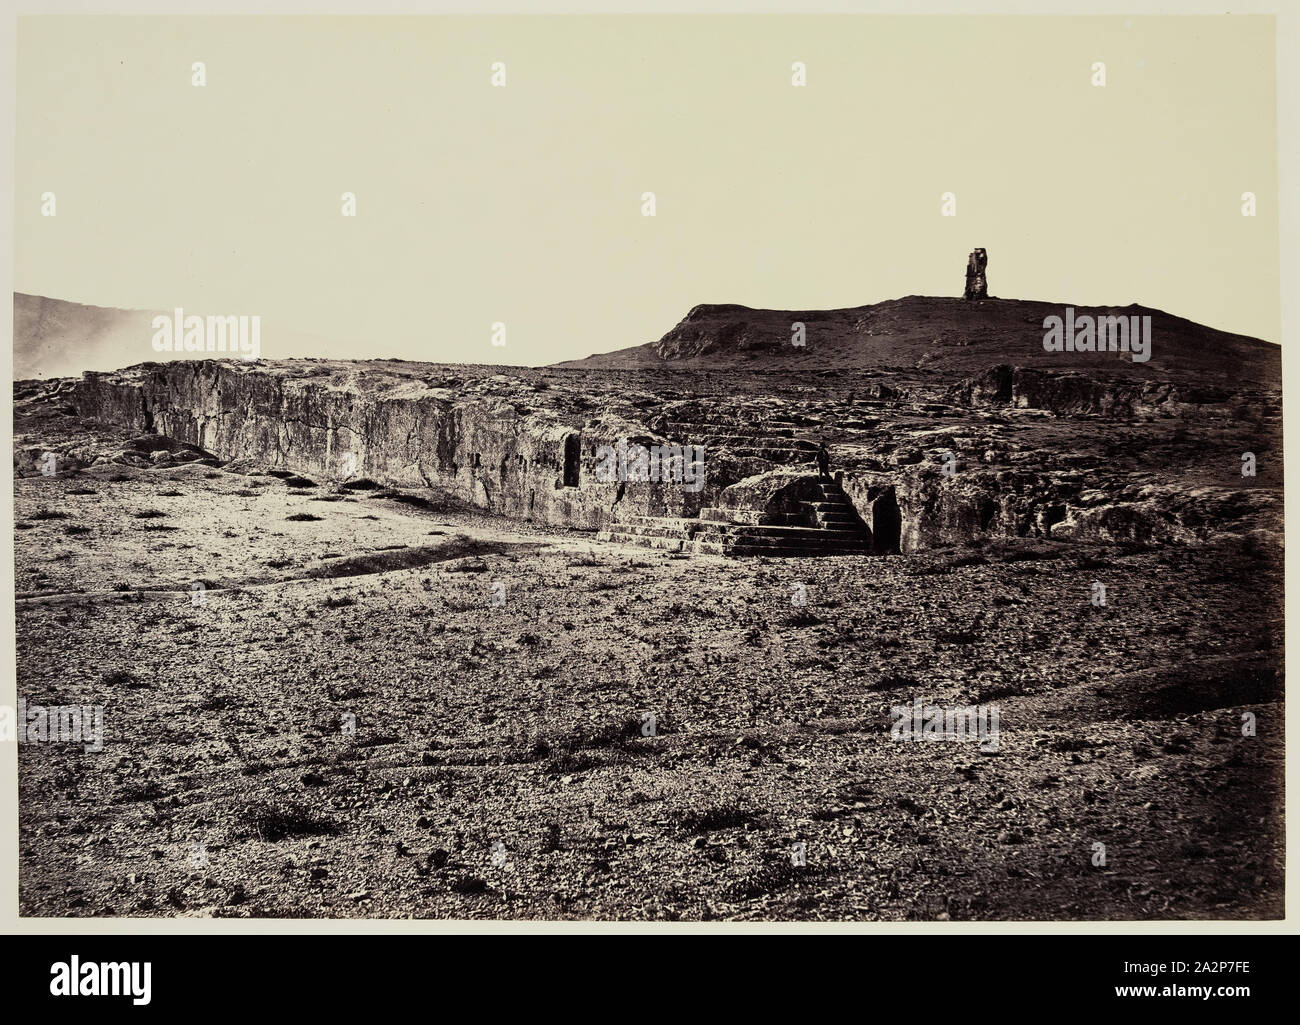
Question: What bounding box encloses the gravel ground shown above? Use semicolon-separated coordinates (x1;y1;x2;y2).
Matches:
15;409;1283;921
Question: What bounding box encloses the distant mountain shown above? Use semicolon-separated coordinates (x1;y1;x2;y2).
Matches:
553;296;1280;388
13;293;162;381
12;293;358;381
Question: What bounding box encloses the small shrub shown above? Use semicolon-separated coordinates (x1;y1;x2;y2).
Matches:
237;800;340;842
674;803;759;836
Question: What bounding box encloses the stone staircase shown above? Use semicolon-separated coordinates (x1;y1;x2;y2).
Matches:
659;413;821;466
598;479;873;557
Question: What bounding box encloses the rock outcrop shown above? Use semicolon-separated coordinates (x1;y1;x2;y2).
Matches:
67;361;735;532
53;349;1282;559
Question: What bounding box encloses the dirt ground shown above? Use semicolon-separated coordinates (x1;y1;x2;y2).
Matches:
14;410;1284;921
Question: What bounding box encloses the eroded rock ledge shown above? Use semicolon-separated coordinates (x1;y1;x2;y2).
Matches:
68;360;720;532
53;356;1282;555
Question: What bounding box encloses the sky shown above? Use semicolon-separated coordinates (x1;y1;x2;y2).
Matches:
13;14;1281;369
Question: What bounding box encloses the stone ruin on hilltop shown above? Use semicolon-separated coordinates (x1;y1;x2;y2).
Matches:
964;248;989;301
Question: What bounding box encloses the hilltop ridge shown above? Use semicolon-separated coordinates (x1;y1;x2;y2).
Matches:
555;295;1279;387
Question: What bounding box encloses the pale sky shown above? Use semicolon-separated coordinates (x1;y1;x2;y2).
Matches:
14;14;1280;367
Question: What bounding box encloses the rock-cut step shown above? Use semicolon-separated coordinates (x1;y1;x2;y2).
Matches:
597;481;874;558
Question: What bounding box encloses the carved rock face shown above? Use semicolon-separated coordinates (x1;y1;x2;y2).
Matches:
964;248;988;300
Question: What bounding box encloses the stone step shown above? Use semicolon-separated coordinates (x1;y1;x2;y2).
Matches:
683;537;864;557
723;449;817;462
676;439;816;455
685;437;813;447
601;497;872;558
698;507;808;526
728;526;867;543
618;515;700;530
663;422;798;439
651;435;816;455
643;519;850;542
814;514;859;526
607;523;693;540
603;532;686;552
610;532;870;559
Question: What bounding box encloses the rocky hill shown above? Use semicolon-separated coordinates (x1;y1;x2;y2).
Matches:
557;295;1279;389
